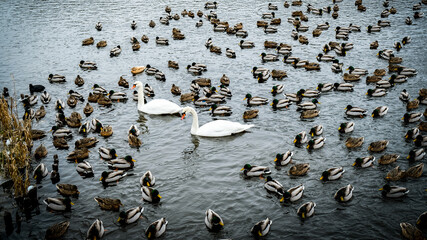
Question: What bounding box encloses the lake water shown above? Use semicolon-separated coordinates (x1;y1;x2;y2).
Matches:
0;0;426;239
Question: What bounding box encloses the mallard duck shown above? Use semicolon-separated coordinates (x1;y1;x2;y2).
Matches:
146;218;168;239
76;160;93;177
209;104;232;116
87;93;100;103
243;109;259;119
260;53;278;62
377;154;400;165
316;53;334;62
244;94;268;106
43;197;73;211
405;128;420;140
417;212;427;230
400;222;424;240
241;164;271;177
33;163;48;183
406;98;420;111
107;90;128;102
79;60;97;70
316;83;333;92
251;218;272;237
98;147;117;160
51;126;72;138
366;75;382;83
99;125;112;138
353;156;375;168
167;60;179;70
95;40;107;48
75;137;98;149
309;125;323;137
297;202;316;219
320;167;345;181
345;137;364;148
86;219;104;240
118;206;144;225
67;96;78;108
345;105;367;117
407;149;425;161
366;88;386;97
48;73;66;83
128;134;142;148
78;121;90;135
110;45;121;57
53;137;69;149
294;131;308;145
39;91;52;105
82;37;94;46
140;170;155;187
289;163;310;176
209;45;222;54
108;156;135;170
271;99;291;109
55;99;64;110
369;140;389;152
297;99;319;110
56;184;79;197
414;135;427;147
274;151;293;166
298;35;309;44
180;92;196;102
334;184;354;202
34;144;47;160
343;73;361;82
304;62;320;71
94;197;122;211
97;96;112;106
141;186;161;203
312;28;322;37
406;163;424;178
370;40;379;49
385;166;406;181
264;176;285;195
33;105;46;121
130;20;137;29
45;221;70;240
280;184;305;202
398;67;418;76
307;137;325;149
100;170;127;185
301;110;320;119
338;122;354;133
402;112;422;123
380;184;409;198
376;80;393;88
155;37;169;45
219;85;232;97
371;106;388;118
131;66;146;75
334;82;353;92
66;148;89;162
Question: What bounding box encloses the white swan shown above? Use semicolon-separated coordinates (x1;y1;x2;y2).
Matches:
181;106;254;137
132;81;182;115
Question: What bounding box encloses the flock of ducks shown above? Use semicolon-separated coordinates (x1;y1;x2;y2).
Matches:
2;0;427;239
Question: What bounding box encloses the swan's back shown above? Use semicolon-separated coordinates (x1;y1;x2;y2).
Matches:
141;99;181;115
196;120;254;137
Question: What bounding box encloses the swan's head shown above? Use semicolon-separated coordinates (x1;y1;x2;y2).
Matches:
181;106;192;120
131;81;143;89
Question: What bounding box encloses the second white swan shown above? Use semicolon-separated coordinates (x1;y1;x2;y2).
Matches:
181;106;254;137
132;81;182;115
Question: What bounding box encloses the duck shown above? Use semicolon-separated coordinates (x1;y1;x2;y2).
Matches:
274;151;293;166
53;137;69;149
244;94;268;106
353;156;375;168
155;37;169;45
31;129;47;140
370;40;379;49
107;90;127;102
79;60;97;70
366;88;386;97
262;12;275;19
128;134;142;148
345;137;364;148
297;202;316;220
298;35;309;44
414;135;427;147
141;186;161;203
288;163;310;176
48;73;66;83
108;156;135;170
209;45;222;54
367;25;381;33
402;112;422;123
368;140;389;152
98;147;117;160
81;103;93;117
300;109;319;119
398;67;418;76
75;136;98;149
338;122;354;133
43;197;73;211
406;163;424;178
334;184;354;202
45;221;70;240
209;104;232;116
297;99;319;110
420;122;427;131
371;106;388;118
316;54;335;62
100;170;127;186
264;176;285;195
380;184;409;198
219;85;232;97
407;149;425;161
320;167;345;181
109;45;121;57
260;53;278;62
82;37;94;46
67;96;78;108
280;184;305;202
307;137;325;149
294;131;308;146
76;160;94;177
236;29;248;37
118;206;144;225
241;164;271;177
140;171;155;187
34;144;47;159
40;91;51;104
377;154;400;165
251;218;272;237
276;46;292;55
308;125;323;137
385;166;406;181
33;163;48;183
132;81;181;115
34;106;46;121
94;197;122;211
345;105;367;117
50;126;72;138
400;222;424;240
146;218;168;239
56;184;79;197
86;219;104;240
143;83;155;97
417;212;427;230
243;109;259;119
406;98;420;111
271;99;291;109
87;93;101;103
66;148;89;162
343;73;361;82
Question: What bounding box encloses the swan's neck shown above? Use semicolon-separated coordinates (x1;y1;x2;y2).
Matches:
137;85;145;110
188;108;199;134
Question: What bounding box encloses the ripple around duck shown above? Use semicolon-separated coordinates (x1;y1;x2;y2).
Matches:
0;0;426;239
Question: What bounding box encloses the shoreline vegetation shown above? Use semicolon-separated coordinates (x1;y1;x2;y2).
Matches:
0;96;32;198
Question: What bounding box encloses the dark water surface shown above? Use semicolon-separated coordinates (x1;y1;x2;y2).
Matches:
0;0;426;239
